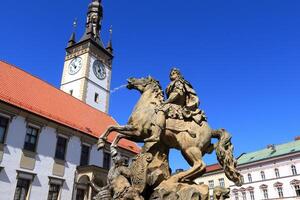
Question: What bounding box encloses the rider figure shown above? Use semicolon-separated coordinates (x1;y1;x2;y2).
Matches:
145;68;203;142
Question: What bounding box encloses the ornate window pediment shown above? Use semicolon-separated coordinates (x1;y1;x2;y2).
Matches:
273;181;283;188
259;184;268;189
247;186;254;191
290;179;300;186
232;188;239;193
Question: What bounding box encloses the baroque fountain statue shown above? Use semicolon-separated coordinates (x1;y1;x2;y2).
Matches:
94;68;242;200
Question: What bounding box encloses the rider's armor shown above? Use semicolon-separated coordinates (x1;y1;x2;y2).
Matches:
159;77;206;124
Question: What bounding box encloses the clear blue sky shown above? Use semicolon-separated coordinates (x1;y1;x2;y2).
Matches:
1;0;300;171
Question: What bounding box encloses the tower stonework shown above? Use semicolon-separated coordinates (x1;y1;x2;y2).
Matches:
60;0;113;113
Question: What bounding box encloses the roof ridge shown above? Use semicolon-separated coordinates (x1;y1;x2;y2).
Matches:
242;139;300;156
0;60;114;120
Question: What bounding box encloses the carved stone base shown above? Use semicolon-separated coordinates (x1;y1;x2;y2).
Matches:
149;181;209;200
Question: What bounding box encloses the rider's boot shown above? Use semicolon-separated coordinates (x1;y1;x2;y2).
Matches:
144;111;165;142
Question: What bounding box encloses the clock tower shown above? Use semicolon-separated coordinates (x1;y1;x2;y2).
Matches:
60;0;113;113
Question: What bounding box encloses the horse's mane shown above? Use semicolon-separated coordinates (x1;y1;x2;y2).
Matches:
147;76;164;102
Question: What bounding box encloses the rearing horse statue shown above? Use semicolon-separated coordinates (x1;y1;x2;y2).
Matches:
98;76;242;186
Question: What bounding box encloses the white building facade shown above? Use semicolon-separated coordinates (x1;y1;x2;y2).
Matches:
231;141;300;200
0;1;139;199
0;62;138;200
195;140;300;200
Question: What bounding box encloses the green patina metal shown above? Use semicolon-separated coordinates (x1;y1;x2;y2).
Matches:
238;140;300;165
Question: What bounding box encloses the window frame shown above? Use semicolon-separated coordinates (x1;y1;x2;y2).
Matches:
248;173;252;183
103;151;111;170
292;165;298;175
0;114;10;144
14;178;31;200
277;187;283;198
249;190;255;200
295;185;300;196
14;171;35;200
260;171;265;180
47;176;64;200
80;144;90;166
208;180;214;189
242;192;246;200
23;125;40;152
47;183;61;200
219;178;225;187
275;168;280;178
262;188;268;199
55;135;68;161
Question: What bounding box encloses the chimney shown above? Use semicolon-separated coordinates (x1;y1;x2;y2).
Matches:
267;144;276;151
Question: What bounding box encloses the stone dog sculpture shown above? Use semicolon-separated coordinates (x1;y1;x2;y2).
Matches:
97;69;242;199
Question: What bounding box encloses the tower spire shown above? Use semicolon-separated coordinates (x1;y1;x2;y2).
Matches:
80;0;103;46
67;18;77;47
106;25;113;54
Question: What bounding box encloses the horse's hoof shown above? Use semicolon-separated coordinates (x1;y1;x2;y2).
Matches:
97;138;105;150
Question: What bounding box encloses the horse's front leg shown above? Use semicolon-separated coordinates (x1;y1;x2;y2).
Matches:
97;125;135;150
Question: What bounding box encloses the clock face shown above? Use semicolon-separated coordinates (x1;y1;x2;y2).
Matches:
68;57;82;75
93;60;106;80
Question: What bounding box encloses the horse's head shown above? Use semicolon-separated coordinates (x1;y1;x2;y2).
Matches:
127;76;162;94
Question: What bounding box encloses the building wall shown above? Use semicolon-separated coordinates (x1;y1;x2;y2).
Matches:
194;154;300;199
195;170;231;198
231;155;300;199
0;106;134;200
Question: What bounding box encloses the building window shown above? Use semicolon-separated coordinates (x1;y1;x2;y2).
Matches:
94;93;99;103
249;191;255;200
70;90;73;96
277;187;283;198
76;188;85;200
262;189;268;199
292;165;297;175
242;192;246;200
219;178;225;187
47;184;60;200
0;116;9;144
23;126;39;152
234;193;239;200
240;175;244;184
103;151;111;169
208;180;214;189
260;171;265;180
247;173;252;183
295;185;300;196
55;136;68;160
80;144;90;166
13;178;31;200
275;168;280;178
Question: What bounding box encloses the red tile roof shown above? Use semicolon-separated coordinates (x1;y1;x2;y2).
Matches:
205;163;222;173
0;61;140;153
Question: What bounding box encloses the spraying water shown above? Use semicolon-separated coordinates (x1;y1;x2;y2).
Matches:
110;84;127;94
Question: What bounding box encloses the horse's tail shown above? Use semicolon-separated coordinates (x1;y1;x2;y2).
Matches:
211;129;242;186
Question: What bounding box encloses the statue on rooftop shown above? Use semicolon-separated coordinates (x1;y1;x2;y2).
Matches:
97;68;242;200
